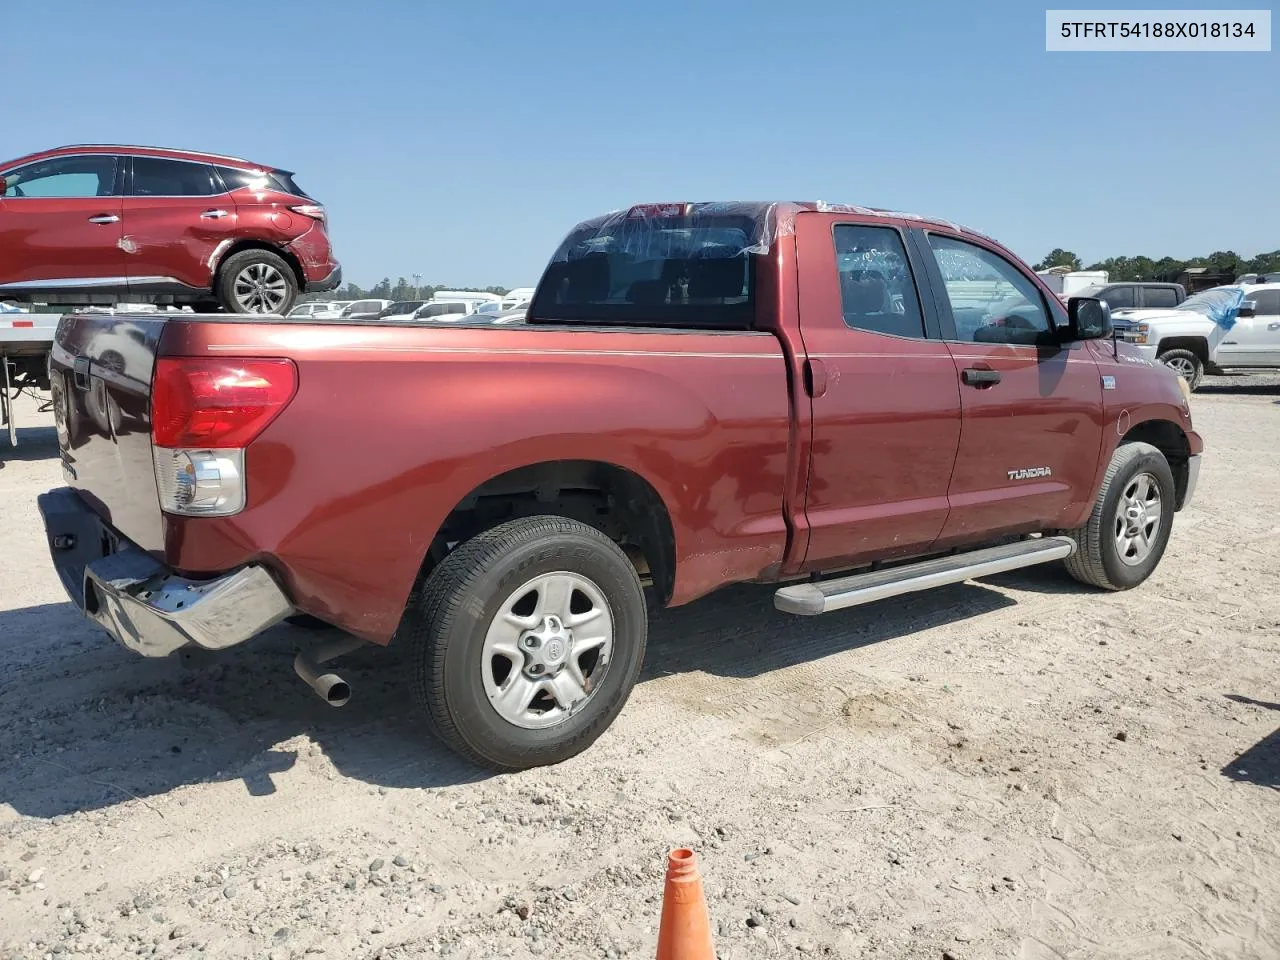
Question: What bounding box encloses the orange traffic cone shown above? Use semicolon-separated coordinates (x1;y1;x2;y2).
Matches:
656;848;716;960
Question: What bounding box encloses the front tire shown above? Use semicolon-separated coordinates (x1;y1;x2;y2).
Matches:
216;250;298;315
405;516;647;771
1064;441;1175;590
1157;348;1204;391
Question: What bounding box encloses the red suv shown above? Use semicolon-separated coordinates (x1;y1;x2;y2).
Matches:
0;144;340;314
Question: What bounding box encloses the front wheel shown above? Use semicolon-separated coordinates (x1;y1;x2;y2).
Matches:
216;250;298;315
1157;348;1204;391
404;516;647;771
1064;441;1176;590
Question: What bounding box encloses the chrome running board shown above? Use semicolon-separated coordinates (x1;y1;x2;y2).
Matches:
774;536;1076;616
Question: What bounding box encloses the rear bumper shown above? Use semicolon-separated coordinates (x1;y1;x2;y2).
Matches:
37;487;294;658
305;263;342;293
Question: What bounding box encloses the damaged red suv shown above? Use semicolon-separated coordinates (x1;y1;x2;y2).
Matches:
0;144;340;314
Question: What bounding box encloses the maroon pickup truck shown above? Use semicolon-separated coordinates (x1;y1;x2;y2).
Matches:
38;201;1203;771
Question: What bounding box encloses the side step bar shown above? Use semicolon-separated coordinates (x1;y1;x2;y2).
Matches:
774;536;1076;616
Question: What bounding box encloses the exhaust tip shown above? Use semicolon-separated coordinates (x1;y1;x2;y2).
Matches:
325;680;351;707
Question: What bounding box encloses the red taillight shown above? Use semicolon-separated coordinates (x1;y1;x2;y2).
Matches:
290;203;326;222
151;358;297;449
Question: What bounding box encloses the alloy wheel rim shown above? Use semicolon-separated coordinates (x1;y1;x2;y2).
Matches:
481;571;614;730
233;263;288;313
1114;472;1162;566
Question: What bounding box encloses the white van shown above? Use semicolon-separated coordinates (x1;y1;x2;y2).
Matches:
500;287;536;310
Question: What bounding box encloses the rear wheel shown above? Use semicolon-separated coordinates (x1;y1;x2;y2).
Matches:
404;516;647;771
1157;348;1204;390
216;250;298;315
1064;441;1175;590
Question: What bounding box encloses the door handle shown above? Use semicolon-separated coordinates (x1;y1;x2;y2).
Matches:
87;215;119;224
962;367;1002;387
1268;322;1280;331
200;209;229;219
803;358;828;398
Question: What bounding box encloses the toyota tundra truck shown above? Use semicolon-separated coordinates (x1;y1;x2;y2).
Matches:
37;201;1203;771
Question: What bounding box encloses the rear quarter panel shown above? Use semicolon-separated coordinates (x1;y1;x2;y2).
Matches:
158;320;793;642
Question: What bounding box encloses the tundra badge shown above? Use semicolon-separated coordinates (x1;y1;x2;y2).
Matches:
1008;467;1052;480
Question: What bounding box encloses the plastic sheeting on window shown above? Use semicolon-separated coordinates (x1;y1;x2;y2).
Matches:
1176;286;1245;331
545;202;991;266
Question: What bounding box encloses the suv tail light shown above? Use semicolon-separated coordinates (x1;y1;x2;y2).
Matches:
290;203;327;222
151;358;297;517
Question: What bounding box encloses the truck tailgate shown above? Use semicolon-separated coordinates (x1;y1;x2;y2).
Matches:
49;313;167;553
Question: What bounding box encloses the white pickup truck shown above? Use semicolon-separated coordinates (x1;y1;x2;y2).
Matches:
1111;283;1280;390
0;311;56;447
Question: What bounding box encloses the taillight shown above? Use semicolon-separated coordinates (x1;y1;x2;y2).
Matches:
290;203;326;222
152;358;297;449
150;358;297;517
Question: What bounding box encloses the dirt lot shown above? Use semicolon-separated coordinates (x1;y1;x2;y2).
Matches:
1;381;1277;960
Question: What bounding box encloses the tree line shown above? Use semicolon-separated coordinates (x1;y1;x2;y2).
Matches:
304;278;510;303
1034;247;1280;282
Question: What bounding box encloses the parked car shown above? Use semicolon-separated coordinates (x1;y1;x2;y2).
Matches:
38;200;1200;772
340;299;392;319
376;300;427;320
1235;272;1280;285
1069;281;1186;311
0;144;341;315
1111;283;1280;389
287;301;346;320
408;300;476;321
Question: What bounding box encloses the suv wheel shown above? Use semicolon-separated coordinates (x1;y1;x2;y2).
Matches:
1064;441;1176;591
404;516;647;772
1156;348;1204;390
217;250;298;315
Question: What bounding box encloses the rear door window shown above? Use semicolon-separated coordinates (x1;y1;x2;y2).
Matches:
131;157;222;197
832;224;926;338
1141;286;1179;308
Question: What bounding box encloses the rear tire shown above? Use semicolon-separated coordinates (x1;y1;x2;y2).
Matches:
1064;441;1175;591
1156;348;1204;390
404;516;647;772
216;250;298;316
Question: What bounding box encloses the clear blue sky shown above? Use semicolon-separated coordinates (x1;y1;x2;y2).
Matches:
7;1;1276;288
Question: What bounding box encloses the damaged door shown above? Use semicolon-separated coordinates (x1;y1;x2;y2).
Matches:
120;155;238;299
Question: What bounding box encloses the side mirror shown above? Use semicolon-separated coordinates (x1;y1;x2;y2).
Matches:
1238;301;1257;318
0;175;7;195
1064;296;1113;341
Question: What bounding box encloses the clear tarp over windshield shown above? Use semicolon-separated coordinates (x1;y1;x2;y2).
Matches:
528;203;772;328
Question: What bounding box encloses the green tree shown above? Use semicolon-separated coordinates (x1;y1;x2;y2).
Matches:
1034;249;1082;271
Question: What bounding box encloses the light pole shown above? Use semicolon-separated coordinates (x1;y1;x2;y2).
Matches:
412;273;422;300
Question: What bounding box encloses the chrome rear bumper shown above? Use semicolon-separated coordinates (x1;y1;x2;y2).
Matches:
38;488;293;658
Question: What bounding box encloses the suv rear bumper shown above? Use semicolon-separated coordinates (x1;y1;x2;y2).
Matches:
37;488;294;658
305;264;342;293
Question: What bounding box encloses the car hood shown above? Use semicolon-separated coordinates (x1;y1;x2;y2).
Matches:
1110;307;1197;326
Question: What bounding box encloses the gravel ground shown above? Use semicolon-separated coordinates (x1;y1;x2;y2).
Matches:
1;378;1277;960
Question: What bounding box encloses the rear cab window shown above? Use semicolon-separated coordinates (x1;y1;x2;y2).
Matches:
529;203;764;329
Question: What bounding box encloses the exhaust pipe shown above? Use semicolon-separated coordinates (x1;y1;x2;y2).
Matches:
293;635;366;707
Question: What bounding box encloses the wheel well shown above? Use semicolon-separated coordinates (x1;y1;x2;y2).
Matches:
1120;419;1193;507
419;460;677;605
213;240;305;291
1156;337;1208;364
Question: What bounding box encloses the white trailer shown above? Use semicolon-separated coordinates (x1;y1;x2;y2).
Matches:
0;315;57;448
